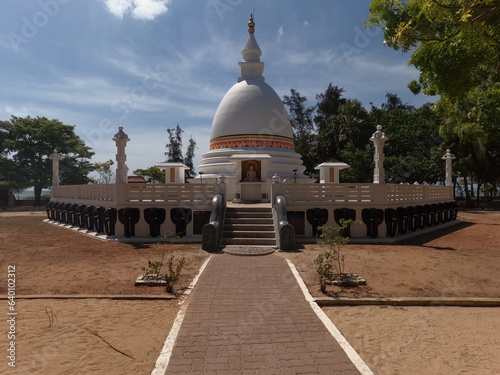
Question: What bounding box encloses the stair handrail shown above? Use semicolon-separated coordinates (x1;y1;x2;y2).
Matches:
273;194;295;251
202;193;226;251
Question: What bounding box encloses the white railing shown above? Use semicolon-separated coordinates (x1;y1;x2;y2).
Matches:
125;184;217;203
51;183;218;205
52;182;453;207
51;185;115;202
275;183;453;205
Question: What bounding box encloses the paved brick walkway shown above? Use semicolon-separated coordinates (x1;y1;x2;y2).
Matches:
166;254;362;374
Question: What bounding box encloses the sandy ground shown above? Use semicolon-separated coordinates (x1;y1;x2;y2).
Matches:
323;306;500;375
0;209;499;374
278;210;500;299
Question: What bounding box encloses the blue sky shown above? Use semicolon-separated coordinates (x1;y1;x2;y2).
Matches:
0;0;434;175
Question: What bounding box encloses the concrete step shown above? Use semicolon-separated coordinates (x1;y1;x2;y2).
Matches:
223;230;275;238
225;211;273;219
222;206;275;246
224;218;273;225
226;207;271;213
223;237;277;246
224;224;274;231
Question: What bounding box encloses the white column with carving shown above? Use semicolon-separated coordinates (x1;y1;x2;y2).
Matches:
442;149;456;186
113;127;130;184
49;149;63;187
370;125;389;184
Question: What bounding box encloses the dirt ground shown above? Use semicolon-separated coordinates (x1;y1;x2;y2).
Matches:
0;209;499;374
278;210;500;299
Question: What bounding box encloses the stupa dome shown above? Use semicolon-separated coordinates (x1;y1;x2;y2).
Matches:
210;78;294;151
198;14;306;183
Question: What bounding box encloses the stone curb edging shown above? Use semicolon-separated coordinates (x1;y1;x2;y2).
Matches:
315;297;500;307
150;255;212;375
286;259;375;375
0;294;177;300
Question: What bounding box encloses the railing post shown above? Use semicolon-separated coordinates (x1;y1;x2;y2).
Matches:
271;174;281;200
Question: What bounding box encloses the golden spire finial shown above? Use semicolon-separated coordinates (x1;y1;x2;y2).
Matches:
248;13;255;34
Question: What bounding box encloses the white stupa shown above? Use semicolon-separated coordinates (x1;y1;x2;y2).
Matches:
197;14;307;202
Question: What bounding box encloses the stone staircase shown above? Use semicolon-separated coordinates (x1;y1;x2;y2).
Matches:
223;206;276;246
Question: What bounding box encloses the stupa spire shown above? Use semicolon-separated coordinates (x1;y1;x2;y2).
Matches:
239;13;264;82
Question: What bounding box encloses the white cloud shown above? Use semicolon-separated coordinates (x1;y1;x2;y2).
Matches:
277;26;284;42
303;20;310;27
102;0;171;20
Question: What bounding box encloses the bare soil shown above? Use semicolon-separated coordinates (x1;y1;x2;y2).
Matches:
0;209;499;374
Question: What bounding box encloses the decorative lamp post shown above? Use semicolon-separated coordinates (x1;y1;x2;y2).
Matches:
370;125;389;184
292;169;298;183
442;149;456;186
113;127;130;184
49;149;63;187
199;171;204;184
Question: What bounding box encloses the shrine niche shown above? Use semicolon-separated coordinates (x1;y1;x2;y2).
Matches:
242;160;261;182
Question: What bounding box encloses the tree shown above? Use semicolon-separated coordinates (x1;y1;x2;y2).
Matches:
368;0;500;99
93;159;115;184
0;116;94;205
164;124;197;178
165;124;184;163
313;84;348;163
368;0;500;203
381;93;414;111
315;98;373;165
133;167;165;183
1;127;27;205
283;89;317;175
315;83;346;131
371;100;444;184
184;137;197;178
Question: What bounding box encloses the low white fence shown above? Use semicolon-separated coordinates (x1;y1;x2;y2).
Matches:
273;183;453;205
126;184;217;203
51;182;453;207
51;183;218;206
51;184;115;202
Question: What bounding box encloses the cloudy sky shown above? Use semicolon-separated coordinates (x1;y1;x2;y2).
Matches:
0;0;433;174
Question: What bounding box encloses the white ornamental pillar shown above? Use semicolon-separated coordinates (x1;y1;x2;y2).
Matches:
442;149;456;186
49;149;63;187
113;127;130;184
370;125;389;184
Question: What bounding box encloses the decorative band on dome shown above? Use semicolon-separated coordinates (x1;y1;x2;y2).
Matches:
210;134;295;150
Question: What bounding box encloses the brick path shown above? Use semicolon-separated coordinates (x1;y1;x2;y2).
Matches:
165;253;362;374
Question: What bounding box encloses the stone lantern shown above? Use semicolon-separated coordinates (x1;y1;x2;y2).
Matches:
370;125;389;184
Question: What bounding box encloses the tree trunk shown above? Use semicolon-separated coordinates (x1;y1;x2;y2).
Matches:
34;186;43;206
463;175;474;207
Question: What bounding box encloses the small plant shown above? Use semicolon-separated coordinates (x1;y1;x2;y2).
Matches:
139;233;186;294
164;255;186;294
314;219;354;293
141;252;166;281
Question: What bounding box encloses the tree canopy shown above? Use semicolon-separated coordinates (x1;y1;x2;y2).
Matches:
283;84;446;185
164;124;197;178
92;159;115;184
368;0;500;204
0;116;94;205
